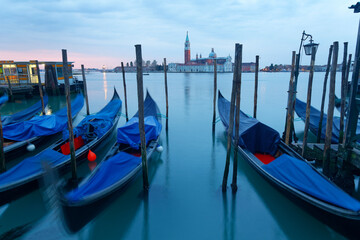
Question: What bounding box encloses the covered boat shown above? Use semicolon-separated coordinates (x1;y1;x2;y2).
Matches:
60;91;162;232
0;94;8;106
295;98;360;143
1;95;49;126
3;93;84;160
0;89;121;206
218;91;360;239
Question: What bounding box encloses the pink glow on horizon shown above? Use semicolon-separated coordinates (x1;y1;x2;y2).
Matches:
0;50;127;69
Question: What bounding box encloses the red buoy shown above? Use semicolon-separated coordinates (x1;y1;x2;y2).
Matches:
88;150;97;162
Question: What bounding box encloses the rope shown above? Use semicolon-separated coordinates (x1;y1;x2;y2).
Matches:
157;113;168;119
214;117;221;123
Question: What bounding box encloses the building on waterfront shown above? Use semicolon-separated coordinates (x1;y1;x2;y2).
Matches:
168;32;255;73
0;60;81;95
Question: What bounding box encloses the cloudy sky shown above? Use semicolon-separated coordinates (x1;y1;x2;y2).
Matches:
0;0;358;68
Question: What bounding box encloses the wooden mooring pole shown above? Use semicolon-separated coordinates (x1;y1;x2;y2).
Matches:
135;44;149;190
121;62;129;122
62;49;77;184
284;51;296;145
164;58;169;131
6;76;13;101
81;64;90;115
317;45;333;143
36;60;46;115
222;43;241;192
339;42;348;143
212;59;217;131
0;114;5;173
323;42;339;177
301;46;317;157
253;55;259;119
231;44;242;193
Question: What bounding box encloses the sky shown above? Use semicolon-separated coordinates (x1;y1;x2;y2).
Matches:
0;0;359;69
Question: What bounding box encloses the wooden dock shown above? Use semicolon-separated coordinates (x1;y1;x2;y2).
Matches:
292;142;360;170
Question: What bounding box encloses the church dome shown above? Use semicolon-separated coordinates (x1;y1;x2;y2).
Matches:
209;48;217;58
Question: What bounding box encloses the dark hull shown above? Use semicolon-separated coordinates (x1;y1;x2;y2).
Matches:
60;138;159;232
237;142;360;239
0;114;120;206
4;133;61;162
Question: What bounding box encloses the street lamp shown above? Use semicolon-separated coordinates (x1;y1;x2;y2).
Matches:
299;31;319;56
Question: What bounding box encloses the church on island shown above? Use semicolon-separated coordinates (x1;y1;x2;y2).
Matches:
168;32;255;73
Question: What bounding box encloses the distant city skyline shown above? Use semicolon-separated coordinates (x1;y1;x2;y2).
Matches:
0;0;358;69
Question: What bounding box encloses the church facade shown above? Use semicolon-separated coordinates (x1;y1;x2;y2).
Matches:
168;32;233;73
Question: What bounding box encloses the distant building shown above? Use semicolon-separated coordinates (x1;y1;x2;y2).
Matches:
168;32;255;73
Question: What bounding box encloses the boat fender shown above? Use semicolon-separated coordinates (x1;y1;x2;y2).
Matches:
27;144;36;152
88;150;97;162
156;145;163;152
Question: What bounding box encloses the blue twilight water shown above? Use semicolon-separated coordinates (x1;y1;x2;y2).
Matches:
0;71;350;239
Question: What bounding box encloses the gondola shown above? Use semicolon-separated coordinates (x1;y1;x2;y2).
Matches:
218;91;360;239
0;94;8;106
0;89;122;206
59;91;162;232
1;95;49;126
294;98;360;143
2;94;84;160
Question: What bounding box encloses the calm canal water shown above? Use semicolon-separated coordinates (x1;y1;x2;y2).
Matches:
0;71;350;239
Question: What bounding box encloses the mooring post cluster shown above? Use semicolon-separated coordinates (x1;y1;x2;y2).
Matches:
222;43;242;193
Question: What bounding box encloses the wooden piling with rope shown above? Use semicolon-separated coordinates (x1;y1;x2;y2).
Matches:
164;58;169;131
0;115;5;173
253;55;259;119
317;45;333;143
222;43;241;192
135;44;149;190
301;46;317;157
62;49;77;184
323;42;339;177
212;59;217;131
81;64;90;115
35;60;46;115
284;51;296;145
339;42;348;143
121;62;129;122
231;44;243;193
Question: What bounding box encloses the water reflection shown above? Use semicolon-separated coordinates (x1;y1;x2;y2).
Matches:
103;72;108;100
183;73;191;115
0;191;46;237
69;154;163;238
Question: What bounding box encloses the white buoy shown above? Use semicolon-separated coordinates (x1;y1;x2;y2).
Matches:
156;145;163;153
27;144;36;152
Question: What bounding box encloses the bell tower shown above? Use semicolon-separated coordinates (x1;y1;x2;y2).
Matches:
184;31;191;64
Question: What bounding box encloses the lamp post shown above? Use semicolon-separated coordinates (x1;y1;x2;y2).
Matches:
284;31;319;144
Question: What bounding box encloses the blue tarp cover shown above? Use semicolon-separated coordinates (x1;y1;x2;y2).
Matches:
295;98;360;143
262;154;360;212
2;95;49;125
0;94;8;106
63;93;121;142
218;92;280;156
2;94;84;141
66;152;141;203
0;148;68;186
116;116;162;149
